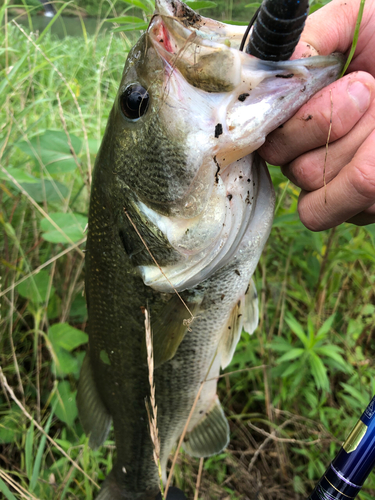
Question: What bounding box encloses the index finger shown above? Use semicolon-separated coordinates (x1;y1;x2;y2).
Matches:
292;0;375;75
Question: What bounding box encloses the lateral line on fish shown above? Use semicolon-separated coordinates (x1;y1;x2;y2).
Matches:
123;207;195;325
164;347;219;498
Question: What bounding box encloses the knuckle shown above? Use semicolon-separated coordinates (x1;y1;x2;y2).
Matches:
350;163;375;201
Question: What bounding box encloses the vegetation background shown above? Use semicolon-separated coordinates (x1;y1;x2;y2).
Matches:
1;0;375;498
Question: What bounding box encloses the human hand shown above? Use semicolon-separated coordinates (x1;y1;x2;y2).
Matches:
258;0;375;230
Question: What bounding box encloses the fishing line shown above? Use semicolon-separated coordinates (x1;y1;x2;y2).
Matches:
239;7;260;52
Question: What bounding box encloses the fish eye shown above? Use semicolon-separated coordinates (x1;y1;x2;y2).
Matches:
120;84;149;120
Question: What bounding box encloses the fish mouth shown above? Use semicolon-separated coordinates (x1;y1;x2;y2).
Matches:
137;0;343;292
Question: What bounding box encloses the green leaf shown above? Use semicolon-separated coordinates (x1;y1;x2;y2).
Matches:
120;0;152;11
0;168;39;184
0;406;23;444
185;1;217;9
17;270;55;305
285;314;309;347
315;345;347;367
222;19;248;25
49;323;88;352
19;180;69;203
17;130;82;174
244;2;261;7
277;348;305;364
308;352;329;392
40;212;87;243
316;314;336;339
112;23;148;32
53;381;78;427
105;15;145;23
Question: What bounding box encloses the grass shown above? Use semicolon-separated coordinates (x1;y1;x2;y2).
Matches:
1;0;375;499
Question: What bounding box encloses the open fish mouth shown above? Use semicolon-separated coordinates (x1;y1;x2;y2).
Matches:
133;0;343;292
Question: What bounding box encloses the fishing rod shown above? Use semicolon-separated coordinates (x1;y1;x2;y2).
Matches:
241;0;375;498
307;394;375;500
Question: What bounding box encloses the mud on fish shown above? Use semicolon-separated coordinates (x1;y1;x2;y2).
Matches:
77;1;343;498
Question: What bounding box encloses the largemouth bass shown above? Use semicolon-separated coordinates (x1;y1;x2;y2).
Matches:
77;1;343;498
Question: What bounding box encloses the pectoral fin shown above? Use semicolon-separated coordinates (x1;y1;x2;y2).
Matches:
243;278;259;335
218;298;244;369
151;295;200;368
183;398;229;457
77;353;112;449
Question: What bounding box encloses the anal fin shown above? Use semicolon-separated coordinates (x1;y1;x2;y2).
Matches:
183;398;229;458
77;353;112;450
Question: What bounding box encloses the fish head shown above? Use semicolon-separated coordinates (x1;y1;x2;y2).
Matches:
101;0;343;292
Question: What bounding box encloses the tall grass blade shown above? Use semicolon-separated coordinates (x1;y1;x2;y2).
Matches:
340;0;366;76
25;418;35;480
37;1;74;43
0;478;17;500
29;405;56;492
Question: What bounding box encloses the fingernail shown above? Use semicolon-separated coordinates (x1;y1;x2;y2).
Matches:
348;81;371;113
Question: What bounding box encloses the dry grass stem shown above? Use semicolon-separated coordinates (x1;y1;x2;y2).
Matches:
144;308;164;498
247;422;322;445
0;367;100;489
0;469;39;499
323;89;333;203
193;457;204;500
124;208;195;326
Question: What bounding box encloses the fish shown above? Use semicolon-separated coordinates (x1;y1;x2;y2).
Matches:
76;1;343;498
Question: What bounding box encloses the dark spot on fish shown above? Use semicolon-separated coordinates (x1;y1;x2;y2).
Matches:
159;39;164;43
237;300;241;307
227;194;232;201
278;124;284;129
276;73;294;79
199;410;204;414
239;175;243;179
213;155;220;183
301;85;306;92
247;179;251;183
253;181;255;187
279;96;285;101
238;93;249;102
214;123;223;138
245;191;251;204
228;326;231;330
238;314;242;318
221;294;225;300
235;269;241;276
303;114;313;121
245;284;250;295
